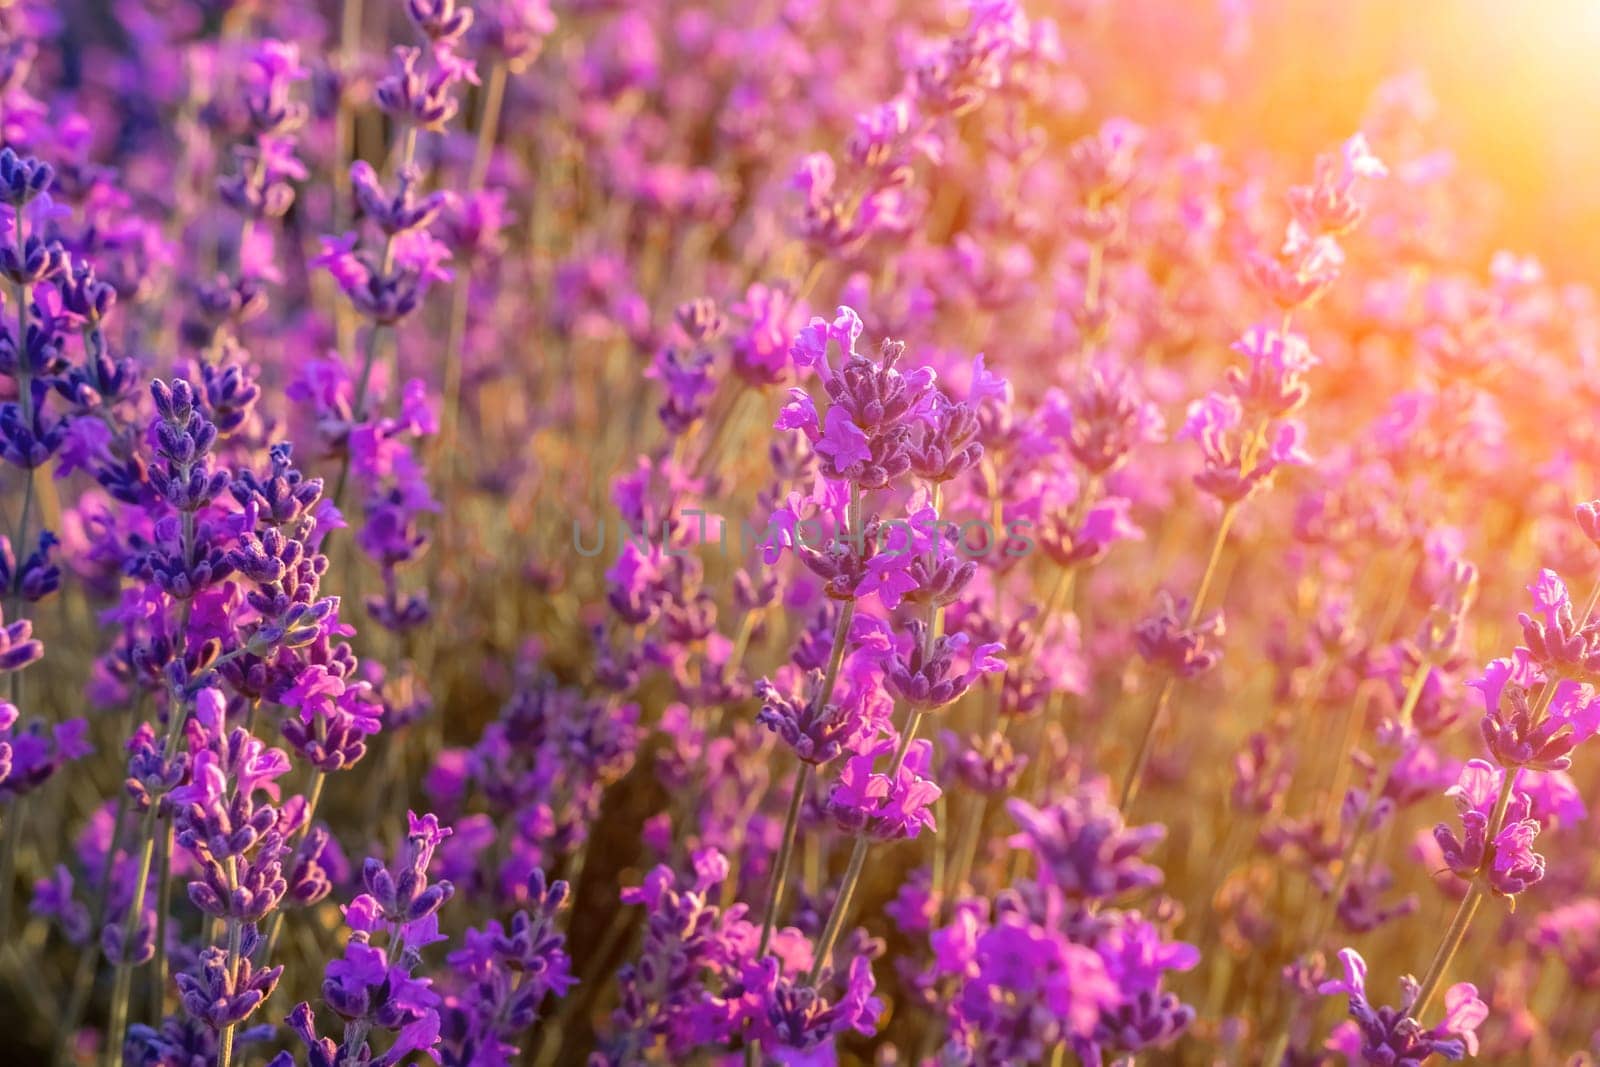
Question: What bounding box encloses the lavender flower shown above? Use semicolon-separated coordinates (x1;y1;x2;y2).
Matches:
1318;948;1487;1063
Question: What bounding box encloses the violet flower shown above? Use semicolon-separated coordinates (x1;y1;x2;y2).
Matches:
1318;948;1487;1063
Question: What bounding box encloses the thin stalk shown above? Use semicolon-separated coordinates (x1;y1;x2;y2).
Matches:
744;759;813;1067
341;1020;374;1067
467;63;508;192
331;123;420;516
803;530;942;983
803;478;949;979
1410;769;1519;1020
438;60;509;473
1189;502;1237;626
1118;677;1174;811
805;835;870;985
1263;663;1439;1061
104;805;160;1067
1304;665;1431;946
150;822;175;1021
1118;502;1237;810
693;388;754;482
364;727;408;838
330;0;366;357
945;793;987;898
231;149;270;290
754;766;811;958
562;839;592;907
1386;581;1600;1024
1309;547;1416;822
746;485;862;1063
218;905;242;1067
1319;681;1374;819
1412;881;1485;1018
795;260;825;305
9;190;35;599
109;530;202;1038
262;766;326;960
9;468;34;626
0;794;26;944
332;0;366;224
930;795;947;893
6;209;36;728
1419;577;1597;1008
1014;564;1076;664
1319;543;1421;802
804;834;821;898
1083;239;1104;314
534;901;638;1067
332;322;387;509
999;525;1087;816
54;792;132;1063
1582;580;1600;628
811;481;864;705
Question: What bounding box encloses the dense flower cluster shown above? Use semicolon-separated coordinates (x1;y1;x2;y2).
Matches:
4;0;1600;1063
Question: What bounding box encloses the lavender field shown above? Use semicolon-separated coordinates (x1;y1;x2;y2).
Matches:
3;0;1600;1063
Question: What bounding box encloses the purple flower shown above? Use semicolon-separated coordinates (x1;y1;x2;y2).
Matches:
745;954;883;1051
2;710;92;799
1006;788;1165;900
0;607;41;671
1479;682;1578;771
177;934;283;1030
1432;760;1545;896
1180;391;1309;503
353;810;456;930
943;909;1121;1059
882;624;1006;711
815;406;873;473
1318;948;1487;1062
1135;591;1224;679
1041;496;1143;569
755;671;862;766
1228;325;1317;417
782;309;936;489
826;739;942;841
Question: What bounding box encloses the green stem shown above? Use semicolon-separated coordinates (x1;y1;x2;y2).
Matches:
438;61;508;479
745;759;813;1067
333;0;365;223
1118;677;1174;811
1188;502;1237;626
331;124;420;517
1306;666;1431;947
1412;881;1485;1018
746;484;863;1063
805;834;870;985
218;907;242;1067
0;794;26;944
755;762;812;959
262;766;326;961
468;64;508;192
805;703;927;984
945;793;987;898
150;821;175;1021
104;805;160;1067
803;479;951;980
9;466;34;626
804;670;931;984
1118;502;1237;811
54;793;131;1064
1265;662;1444;1059
332;322;386;511
7;211;35;707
